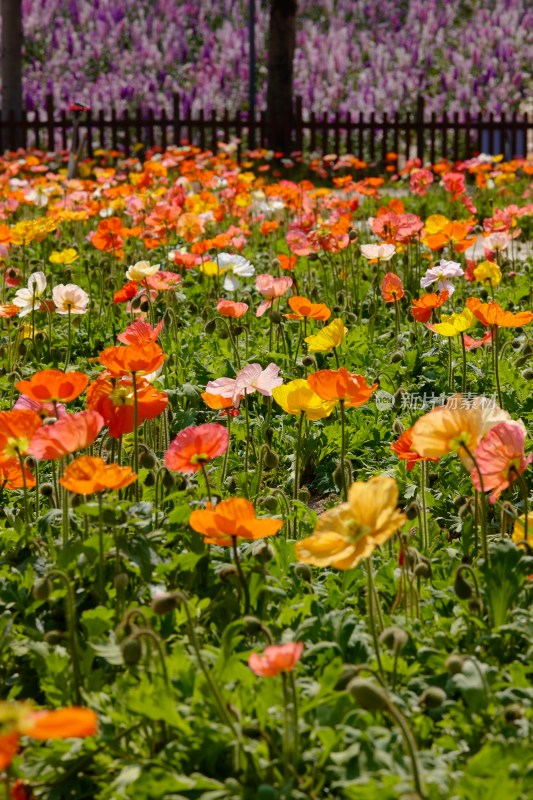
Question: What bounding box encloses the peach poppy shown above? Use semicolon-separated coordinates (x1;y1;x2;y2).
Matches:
390;428;439;471
117;320;164;345
29;410;104;460
216;299;249;318
86;374;168;438
410;291;449;323
189;497;283;545
99;342;166;377
248;642;304;677
165;423;229;473
471;422;532;503
307;369;377;407
380;273;405;303
284;296;331;322
371;212;423;244
15;370;89;404
465;297;533;329
60;455;137;494
0;409;42;463
255;274;293;317
0;458;36;490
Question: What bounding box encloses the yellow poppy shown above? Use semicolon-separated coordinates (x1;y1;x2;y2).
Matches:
432;307;475;337
512;515;531;548
272;379;336;420
49;248;79;265
473;260;502;287
304;318;347;353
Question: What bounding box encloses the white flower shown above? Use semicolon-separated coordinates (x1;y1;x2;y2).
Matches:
360;243;396;261
12;271;47;317
216;253;255;292
126;260;161;281
52;283;89;315
421;259;464;296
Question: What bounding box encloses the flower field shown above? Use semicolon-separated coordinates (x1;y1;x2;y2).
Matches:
16;0;533;117
0;145;532;800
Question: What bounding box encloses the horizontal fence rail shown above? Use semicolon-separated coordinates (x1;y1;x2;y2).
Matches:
1;94;532;164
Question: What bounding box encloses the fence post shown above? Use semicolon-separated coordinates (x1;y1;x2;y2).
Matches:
294;95;303;153
415;95;425;162
172;93;180;145
46;94;55;151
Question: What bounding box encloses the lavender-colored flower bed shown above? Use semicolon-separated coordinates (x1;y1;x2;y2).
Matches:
14;0;533;118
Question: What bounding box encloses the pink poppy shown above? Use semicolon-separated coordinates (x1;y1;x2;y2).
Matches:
164;423;229;473
117;320;164;345
13;394;67;419
205;363;283;407
463;331;493;350
471;421;532;503
255;274;293;317
29;410;105;460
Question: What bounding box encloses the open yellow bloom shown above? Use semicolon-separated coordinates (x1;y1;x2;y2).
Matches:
432;307;475;337
304;318;347;353
199;260;223;277
272;379;335;420
49;248;79;265
295;476;406;570
512;515;531;548
473;260;502;287
424;214;449;235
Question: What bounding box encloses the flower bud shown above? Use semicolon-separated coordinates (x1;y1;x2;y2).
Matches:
163;309;174;326
391;351;404;363
405;501;420;521
143;471;156;487
414;560;432;579
298;486;310;503
348;678;389;711
33;577;52;601
251;540;275;564
217;564;239;582
218;328;229;340
515;354;529;367
232;324;244;337
348;230;358;241
140;300;149;313
263;448;279;469
44;630;63;645
113;573;129;591
161;469;176;490
445;654;464;675
151;592;180;615
521;368;533;381
225;476;237;492
294;562;312;582
392;418;405;436
511;338;522;350
392;388;406;410
260;495;278;512
301;355;315;367
264;426;274;445
379;626;408;653
419;686;446;709
468;598;482;615
504;703;522;723
140;449;157;469
121;636;142;666
454;570;472;600
40;482;54;497
204;318;217;335
269;310;282;324
334;664;359;691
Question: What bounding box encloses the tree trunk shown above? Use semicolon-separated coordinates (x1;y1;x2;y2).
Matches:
1;0;23;147
266;0;297;153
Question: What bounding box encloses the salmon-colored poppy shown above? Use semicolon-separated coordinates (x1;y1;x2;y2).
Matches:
86;373;168;438
99;342;166;377
189;497;283;545
471;421;532;503
0;458;36;489
307;368;377;407
410;291;449;322
466;297;533;328
0;409;42;463
16;370;88;404
116;320;164;345
165;423;229;473
284;295;331;321
29;410;104;460
60;455;137;494
380;273;405;303
248;642;304;677
216;299;248;318
390;427;439;471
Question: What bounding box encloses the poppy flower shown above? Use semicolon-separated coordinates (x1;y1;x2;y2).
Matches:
272;379;336;420
49;248;79;265
463;331;493;350
201;392;235;411
13;394;67;419
390;428;439;471
284;296;331;322
29;410;104;460
471;422;532;503
91;217;125;257
277;254;297;271
87;374;168;438
52;284;89;315
60;455;137;494
512;515;532;548
421;260;464;296
16;370;89;404
411;395;515;471
99;342;166;377
473;261;502;287
216;299;248;318
0;458;36;490
12;271;47;317
248;642;304;677
304;318;347;353
360;243;396;261
117;320;164;345
205;363;283;408
255;274;293;316
0;409;42;463
189;497;283;545
0;702;97;770
0;304;19;318
410;291;449;323
165;423;229;473
380;273;405;303
466;297;533;328
307;369;377;407
295;476;406;570
125;260;161;282
113;281;139;304
432;307;475;337
423;221;476;253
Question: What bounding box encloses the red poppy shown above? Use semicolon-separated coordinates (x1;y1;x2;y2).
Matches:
99;342;166;377
91;217;126;258
16;370;88;404
164;423;229;473
87;373;168;438
113;281;139;304
28;410;104;460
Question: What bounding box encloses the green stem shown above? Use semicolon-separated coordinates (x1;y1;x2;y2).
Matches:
131;371;140;501
231;536;250;614
221;410;231;484
47;569;82;703
493;325;503;408
339;398;348;502
16;449;30;526
461;444;489;565
511;468;529;543
200;463;213;504
97;494;106;600
386;701;426;798
289;671;300;767
293;411;305;501
460;332;467;394
64;307;72;371
366;559;384;680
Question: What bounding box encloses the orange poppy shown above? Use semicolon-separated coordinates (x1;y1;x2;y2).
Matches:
284;295;331;322
164;423;229;473
116;320;164;345
201;392;234;411
0;458;36;490
380;272;405;303
113;281;139;304
0;409;42;463
465;297;533;328
60;455;137;494
16;370;89;404
0;304;19;318
99;342;166;377
29;410;104;460
91;216;125;258
189;497;283;545
277;254;297;271
390;428;439;471
307;368;378;407
86;373;168;438
424;221;476;253
410;291;449;322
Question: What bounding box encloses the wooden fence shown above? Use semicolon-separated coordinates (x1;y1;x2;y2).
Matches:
1;94;532;164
